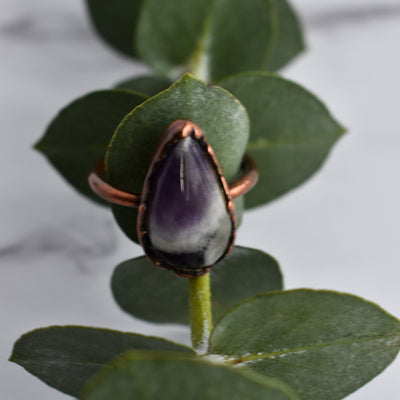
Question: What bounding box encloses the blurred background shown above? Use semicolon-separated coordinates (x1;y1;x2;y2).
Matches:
1;0;399;398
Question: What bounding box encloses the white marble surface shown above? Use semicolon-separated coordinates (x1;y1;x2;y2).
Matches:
1;1;399;399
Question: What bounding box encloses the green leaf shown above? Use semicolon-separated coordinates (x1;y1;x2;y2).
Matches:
35;90;146;205
210;289;400;400
85;0;143;57
136;0;214;77
206;0;278;81
233;196;244;227
265;0;305;71
111;206;141;243
115;75;173;97
10;326;193;397
82;351;299;400
107;73;249;241
112;246;282;325
220;72;346;208
136;0;280;81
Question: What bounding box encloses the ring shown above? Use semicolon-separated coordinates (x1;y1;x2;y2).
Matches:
88;119;258;277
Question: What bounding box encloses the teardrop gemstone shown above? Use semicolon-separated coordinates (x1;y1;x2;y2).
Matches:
138;120;235;277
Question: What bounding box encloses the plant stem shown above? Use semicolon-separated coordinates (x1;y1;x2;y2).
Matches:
188;273;212;354
187;14;212;82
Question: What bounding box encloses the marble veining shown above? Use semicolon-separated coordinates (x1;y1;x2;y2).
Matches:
306;4;400;28
0;218;117;271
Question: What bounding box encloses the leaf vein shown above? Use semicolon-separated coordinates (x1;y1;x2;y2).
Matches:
235;334;399;364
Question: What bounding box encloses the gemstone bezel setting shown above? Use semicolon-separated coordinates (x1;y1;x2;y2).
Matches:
137;119;236;278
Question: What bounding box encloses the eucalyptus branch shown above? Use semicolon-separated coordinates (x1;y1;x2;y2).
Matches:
9;1;400;400
188;273;213;354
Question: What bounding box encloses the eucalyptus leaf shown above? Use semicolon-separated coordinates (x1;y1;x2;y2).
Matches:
82;351;299;400
112;206;141;243
220;72;346;208
85;0;143;57
115;75;173;97
233;195;244;227
136;0;214;77
35;90;146;205
210;289;400;400
265;0;305;71
107;73;249;241
10;326;193;397
112;246;282;325
137;0;303;81
206;0;277;81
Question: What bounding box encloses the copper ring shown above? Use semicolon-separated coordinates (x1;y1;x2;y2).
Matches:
88;119;259;277
89;148;258;207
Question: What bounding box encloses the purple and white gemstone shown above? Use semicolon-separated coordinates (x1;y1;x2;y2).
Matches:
145;136;234;270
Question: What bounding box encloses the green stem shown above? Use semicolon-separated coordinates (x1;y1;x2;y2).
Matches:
188;273;213;354
187;12;212;82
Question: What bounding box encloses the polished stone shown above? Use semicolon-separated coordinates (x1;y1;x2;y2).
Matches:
147;136;233;269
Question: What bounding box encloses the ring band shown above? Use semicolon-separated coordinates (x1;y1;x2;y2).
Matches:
89;149;258;207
